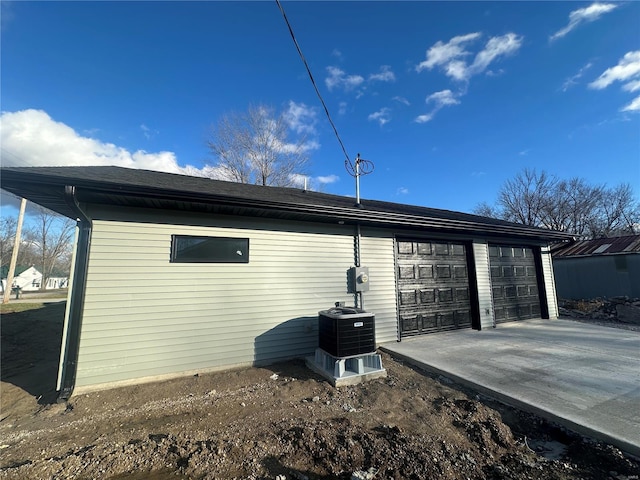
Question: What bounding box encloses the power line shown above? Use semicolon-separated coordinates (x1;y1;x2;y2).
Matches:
275;0;351;165
1;147;34;167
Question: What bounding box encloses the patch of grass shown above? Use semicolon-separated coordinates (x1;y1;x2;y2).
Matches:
0;303;45;314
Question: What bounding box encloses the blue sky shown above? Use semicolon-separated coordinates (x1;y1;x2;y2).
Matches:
1;1;639;218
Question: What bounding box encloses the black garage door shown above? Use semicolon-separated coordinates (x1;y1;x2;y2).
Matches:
396;239;472;337
489;245;541;324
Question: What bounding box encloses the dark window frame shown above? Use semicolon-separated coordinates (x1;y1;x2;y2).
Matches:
170;235;250;263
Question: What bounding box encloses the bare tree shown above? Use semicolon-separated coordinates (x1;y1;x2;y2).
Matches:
540;178;603;236
0;215;38;270
496;168;557;226
206;104;311;187
1;216;17;267
475;168;639;239
25;206;74;290
473;201;500;219
590;183;639;237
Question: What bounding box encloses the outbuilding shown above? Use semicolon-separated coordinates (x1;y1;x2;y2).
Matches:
1;166;572;399
552;234;640;300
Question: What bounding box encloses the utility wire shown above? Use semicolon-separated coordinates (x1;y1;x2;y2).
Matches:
275;0;351;165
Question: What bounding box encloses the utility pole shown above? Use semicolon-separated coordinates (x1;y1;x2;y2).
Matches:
345;153;374;207
3;198;27;304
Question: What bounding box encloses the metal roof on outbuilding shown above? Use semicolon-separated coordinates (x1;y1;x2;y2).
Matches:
1;166;574;242
551;234;640;258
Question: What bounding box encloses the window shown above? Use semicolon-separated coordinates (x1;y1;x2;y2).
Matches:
171;235;249;263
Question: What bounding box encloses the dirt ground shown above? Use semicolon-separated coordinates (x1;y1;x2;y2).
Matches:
1;303;639;480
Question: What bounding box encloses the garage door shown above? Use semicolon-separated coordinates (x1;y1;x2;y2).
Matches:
489;245;541;323
396;239;472;337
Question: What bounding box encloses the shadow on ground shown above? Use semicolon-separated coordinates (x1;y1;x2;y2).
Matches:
1;302;65;404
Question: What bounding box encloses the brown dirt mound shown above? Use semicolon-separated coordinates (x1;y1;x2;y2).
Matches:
1;303;638;479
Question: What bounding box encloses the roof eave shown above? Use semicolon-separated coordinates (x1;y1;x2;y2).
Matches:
0;168;574;242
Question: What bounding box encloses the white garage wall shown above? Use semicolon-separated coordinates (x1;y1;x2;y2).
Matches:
540;245;559;319
472;240;495;330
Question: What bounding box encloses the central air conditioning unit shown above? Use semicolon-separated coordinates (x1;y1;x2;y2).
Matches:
318;307;376;358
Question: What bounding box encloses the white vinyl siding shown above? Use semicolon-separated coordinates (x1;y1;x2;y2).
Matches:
75;208;399;388
472;240;495;330
540;245;559;319
359;228;398;344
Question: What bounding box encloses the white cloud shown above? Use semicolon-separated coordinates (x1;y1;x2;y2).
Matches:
289;173;309;189
396;187;409;195
283;100;317;135
415;90;460;124
271;136;320;155
325;65;396;97
416;32;522;82
562;62;593;92
368;108;391;126
368;65;396;83
251;105;320;155
416;32;481;74
623;80;640;93
83;127;100;137
0;109;213;176
393;96;410;106
621;95;640;112
550;2;618;42
470;33;522;75
414;114;433;124
338;101;347;115
316;174;339;184
485;68;505;77
588;51;640;113
140;123;158;140
589;51;640;90
1;109;323;188
325;66;365;91
426;89;460;107
289;173;339;190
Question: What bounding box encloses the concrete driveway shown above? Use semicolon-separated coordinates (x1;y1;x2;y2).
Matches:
381;319;640;457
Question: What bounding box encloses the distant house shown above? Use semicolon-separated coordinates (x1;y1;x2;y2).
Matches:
2;265;43;292
1;265;69;293
1;166;572;399
552;235;640;300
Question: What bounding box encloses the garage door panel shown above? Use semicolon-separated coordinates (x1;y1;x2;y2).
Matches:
400;311;471;337
398;265;415;279
489;244;541;324
399;289;418;306
397;239;472;337
418;265;433;279
420;289;435;303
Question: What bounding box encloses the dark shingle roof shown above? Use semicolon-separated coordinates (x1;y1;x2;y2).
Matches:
552;234;640;258
1;166;573;242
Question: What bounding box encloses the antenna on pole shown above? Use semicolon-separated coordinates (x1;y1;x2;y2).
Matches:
345;153;374;206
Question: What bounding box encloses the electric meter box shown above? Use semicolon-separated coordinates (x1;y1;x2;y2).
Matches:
318;307;376;357
347;266;370;293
